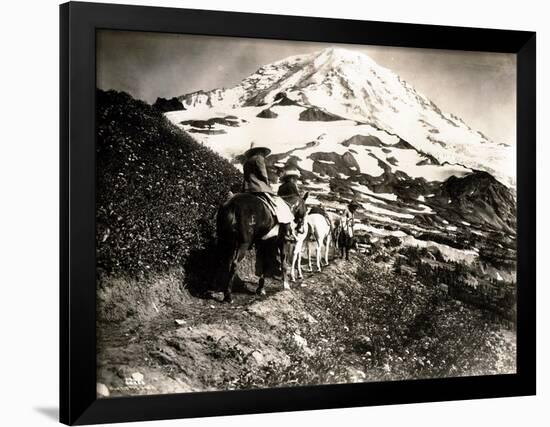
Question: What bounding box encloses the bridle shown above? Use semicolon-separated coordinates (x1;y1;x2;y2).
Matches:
286;197;306;234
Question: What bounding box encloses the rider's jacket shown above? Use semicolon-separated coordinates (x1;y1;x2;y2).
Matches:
243;153;273;193
277;181;300;199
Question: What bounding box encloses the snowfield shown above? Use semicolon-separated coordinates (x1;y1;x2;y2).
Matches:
169;103;473;183
170;47;515;187
164;46;516;260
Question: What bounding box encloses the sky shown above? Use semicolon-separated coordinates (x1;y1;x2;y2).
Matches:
97;30;516;145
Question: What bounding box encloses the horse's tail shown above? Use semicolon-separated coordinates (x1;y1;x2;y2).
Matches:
215;202;239;287
216;202;238;246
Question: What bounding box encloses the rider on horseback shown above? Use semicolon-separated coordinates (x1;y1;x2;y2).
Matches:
278;166;301;199
242;143;296;242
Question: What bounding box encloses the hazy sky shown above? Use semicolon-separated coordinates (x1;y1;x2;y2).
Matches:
97;30;516;145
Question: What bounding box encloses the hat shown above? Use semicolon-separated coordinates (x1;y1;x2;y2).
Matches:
280;167;300;180
244;142;271;158
348;200;361;210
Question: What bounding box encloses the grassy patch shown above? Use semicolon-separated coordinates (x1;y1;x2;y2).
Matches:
229;257;514;389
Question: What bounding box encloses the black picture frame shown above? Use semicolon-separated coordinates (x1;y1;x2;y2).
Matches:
60;1;536;425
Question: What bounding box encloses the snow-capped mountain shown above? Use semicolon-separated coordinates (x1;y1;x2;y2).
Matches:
164;47;516;272
172;47;514;188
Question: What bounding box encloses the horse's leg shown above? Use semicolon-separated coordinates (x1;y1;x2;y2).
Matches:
281;242;291;290
223;250;238;303
342;235;348;260
324;232;330;266
291;242;298;282
297;236;306;279
316;239;322;272
297;240;304;279
256;274;266;296
224;242;248;303
307;241;313;272
220;239;237;303
341;236;346;261
255;242;267;296
291;236;305;282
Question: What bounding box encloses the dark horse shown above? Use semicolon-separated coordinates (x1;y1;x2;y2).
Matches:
216;192;308;303
337;215;355;261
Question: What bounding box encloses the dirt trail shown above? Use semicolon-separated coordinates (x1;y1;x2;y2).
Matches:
97;251;516;397
97;253;363;396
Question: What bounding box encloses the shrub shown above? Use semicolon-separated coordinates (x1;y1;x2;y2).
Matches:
152;96;185;112
385;235;402;248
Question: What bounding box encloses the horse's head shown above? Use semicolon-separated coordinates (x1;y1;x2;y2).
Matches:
289;192;309;235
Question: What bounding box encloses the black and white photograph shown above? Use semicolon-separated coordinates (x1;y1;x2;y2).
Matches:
95;30;518;397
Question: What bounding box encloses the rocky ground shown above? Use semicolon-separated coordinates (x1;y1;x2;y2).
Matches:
96;249;516;398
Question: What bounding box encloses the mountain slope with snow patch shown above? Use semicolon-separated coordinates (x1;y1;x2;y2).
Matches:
164;47;516;276
173;48;514;187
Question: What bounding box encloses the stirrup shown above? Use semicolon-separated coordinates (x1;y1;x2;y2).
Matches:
285;230;297;242
281;228;296;242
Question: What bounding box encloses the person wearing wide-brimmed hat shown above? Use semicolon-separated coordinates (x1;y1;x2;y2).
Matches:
242;143;273;193
348;200;361;213
242;142;295;241
277;166;301;200
343;200;361;233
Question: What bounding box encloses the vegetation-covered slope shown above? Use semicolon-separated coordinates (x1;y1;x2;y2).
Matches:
96;89;242;277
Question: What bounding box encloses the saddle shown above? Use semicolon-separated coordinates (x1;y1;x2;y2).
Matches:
248;193;282;241
308;206;332;228
254;192;279;218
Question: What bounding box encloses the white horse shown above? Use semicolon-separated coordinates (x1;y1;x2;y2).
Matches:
290;215;309;281
290;211;333;280
306;213;332;272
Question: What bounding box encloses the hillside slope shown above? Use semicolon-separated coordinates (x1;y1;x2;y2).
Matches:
96;90;242;320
